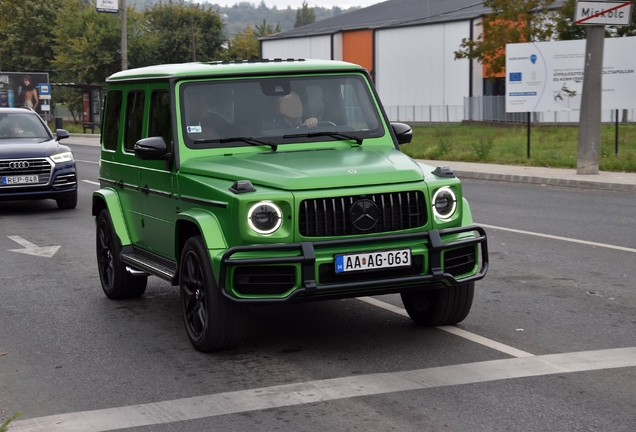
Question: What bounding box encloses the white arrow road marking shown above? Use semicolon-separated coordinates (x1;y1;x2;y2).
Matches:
8;236;60;258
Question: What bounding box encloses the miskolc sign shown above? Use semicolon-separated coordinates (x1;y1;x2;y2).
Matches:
574;1;633;26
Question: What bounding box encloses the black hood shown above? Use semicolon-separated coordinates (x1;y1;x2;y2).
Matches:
0;138;70;159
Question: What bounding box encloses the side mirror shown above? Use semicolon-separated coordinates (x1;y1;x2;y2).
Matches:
56;129;70;141
134;136;169;160
391;122;412;145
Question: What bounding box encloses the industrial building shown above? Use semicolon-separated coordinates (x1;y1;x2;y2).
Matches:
260;0;572;123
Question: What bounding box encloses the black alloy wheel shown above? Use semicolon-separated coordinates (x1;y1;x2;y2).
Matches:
180;235;248;352
96;209;147;299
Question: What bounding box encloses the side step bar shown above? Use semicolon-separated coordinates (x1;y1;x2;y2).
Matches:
120;246;178;284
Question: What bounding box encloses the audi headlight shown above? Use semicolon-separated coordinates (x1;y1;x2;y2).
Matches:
432;186;457;220
50;152;74;164
248;201;282;235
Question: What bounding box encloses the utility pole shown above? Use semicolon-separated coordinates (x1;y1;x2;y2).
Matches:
576;25;603;174
121;0;128;70
574;0;633;174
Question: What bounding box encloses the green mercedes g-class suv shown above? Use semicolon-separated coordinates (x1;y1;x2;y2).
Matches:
93;59;488;352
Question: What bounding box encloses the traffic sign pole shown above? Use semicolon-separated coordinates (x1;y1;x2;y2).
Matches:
577;25;605;175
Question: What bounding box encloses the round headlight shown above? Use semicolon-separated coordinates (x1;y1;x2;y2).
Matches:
432;187;457;220
248;201;282;235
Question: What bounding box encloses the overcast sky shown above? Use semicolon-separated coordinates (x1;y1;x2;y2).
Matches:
214;0;386;9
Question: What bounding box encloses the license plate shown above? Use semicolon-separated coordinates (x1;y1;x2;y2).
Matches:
2;175;39;185
335;248;411;273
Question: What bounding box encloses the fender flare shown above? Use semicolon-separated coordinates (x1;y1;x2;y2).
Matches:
92;189;132;246
460;197;474;226
175;208;227;251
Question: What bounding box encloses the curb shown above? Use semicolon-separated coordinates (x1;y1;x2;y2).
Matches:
454;170;636;193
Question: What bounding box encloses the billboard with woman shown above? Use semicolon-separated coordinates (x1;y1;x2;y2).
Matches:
0;72;49;114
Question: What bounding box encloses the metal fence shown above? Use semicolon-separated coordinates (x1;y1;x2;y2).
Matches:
464;95;636;124
383;105;464;124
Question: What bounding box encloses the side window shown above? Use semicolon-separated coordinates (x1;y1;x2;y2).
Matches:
149;90;171;152
103;90;122;151
125;90;145;152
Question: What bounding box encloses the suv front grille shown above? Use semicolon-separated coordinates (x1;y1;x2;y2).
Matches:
299;191;427;237
0;158;52;186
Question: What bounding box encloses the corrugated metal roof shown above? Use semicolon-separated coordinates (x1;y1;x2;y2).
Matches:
262;0;566;40
263;0;490;39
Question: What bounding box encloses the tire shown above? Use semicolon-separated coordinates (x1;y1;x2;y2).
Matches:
180;235;248;352
56;192;77;210
96;209;147;299
401;282;474;327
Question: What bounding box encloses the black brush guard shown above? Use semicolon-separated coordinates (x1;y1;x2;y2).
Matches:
219;225;488;305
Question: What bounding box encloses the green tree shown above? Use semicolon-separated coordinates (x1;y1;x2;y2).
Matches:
294;1;316;28
52;1;152;84
145;1;226;64
255;19;282;37
454;0;558;76
555;0;587;40
0;0;63;73
221;25;259;61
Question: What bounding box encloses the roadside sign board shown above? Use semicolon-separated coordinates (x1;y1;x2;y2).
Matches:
574;1;633;25
96;0;118;13
38;83;50;95
505;36;636;113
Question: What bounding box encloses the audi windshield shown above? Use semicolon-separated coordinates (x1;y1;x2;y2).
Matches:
0;112;52;141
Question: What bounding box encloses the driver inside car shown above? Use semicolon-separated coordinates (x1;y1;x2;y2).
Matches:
272;92;318;129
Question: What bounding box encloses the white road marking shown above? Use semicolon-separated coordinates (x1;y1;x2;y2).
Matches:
76;159;98;164
10;347;636;432
7;236;60;258
81;180;100;186
479;223;636;253
357;297;534;358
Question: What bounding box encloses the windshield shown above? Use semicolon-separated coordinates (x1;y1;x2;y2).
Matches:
0;112;51;141
180;75;384;149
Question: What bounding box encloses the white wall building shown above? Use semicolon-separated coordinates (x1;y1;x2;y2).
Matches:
261;0;494;122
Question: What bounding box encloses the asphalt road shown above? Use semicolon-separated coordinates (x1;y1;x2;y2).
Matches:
1;140;635;431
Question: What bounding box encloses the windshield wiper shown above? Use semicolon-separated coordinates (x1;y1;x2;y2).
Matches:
194;136;277;151
283;131;363;145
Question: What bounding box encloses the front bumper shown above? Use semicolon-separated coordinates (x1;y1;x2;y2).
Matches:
0;166;77;202
219;224;488;304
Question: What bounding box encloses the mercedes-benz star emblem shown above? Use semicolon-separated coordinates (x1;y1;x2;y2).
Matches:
9;161;30;169
349;199;380;231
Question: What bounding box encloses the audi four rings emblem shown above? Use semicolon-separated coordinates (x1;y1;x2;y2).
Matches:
9;161;30;169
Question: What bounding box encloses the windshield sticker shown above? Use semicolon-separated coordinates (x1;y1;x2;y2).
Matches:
186;125;202;133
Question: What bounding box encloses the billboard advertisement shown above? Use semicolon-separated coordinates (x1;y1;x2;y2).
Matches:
0;72;50;115
506;37;636;113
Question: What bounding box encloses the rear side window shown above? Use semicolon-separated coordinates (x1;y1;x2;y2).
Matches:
102;90;122;151
149;90;171;152
125;91;145;152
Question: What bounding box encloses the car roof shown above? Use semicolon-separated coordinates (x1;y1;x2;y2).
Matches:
0;107;38;114
106;59;367;83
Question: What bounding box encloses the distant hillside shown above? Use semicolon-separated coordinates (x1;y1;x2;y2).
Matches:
128;0;360;37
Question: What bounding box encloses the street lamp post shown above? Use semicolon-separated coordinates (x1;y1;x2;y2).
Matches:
121;0;127;70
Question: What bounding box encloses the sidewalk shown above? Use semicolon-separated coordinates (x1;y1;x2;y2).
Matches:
418;160;636;193
68;135;636;192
